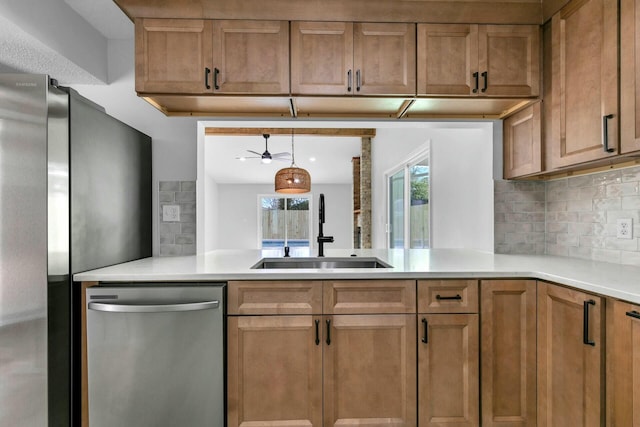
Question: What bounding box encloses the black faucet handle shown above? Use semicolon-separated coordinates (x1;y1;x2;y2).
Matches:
284;246;290;257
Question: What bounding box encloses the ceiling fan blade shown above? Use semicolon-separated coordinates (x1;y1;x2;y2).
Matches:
271;152;291;158
247;150;262;156
236;155;261;159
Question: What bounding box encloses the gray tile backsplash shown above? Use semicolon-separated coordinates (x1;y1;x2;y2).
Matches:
159;181;196;256
495;165;640;267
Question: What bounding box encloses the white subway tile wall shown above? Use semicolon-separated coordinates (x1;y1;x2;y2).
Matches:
159;181;196;256
495;165;640;267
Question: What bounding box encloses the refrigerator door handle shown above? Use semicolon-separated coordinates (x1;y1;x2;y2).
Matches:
88;300;219;313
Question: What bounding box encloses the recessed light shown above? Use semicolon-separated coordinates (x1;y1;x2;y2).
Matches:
309;157;316;162
237;157;246;162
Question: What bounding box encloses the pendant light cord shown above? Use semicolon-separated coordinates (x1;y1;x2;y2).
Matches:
290;130;297;167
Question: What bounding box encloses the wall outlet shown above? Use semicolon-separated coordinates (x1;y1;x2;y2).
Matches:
616;218;633;239
162;205;180;222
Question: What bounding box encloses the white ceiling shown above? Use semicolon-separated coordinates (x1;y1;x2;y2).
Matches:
205;134;362;184
64;0;134;39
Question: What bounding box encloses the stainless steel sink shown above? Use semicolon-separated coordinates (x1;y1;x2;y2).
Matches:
251;257;392;269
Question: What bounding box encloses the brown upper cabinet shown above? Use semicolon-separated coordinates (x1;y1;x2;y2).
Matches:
621;0;640;153
291;22;416;96
417;24;540;97
135;18;289;95
545;0;619;169
503;102;542;178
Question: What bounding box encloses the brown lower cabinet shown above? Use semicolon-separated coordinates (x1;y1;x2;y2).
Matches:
537;281;604;426
481;280;537;427
610;299;640;426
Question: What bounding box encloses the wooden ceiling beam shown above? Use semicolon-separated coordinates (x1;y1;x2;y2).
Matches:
204;128;376;137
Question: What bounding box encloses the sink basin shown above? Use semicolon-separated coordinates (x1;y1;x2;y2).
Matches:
251;257;392;269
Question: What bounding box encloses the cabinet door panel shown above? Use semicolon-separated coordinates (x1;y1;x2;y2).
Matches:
621;0;640;153
417;24;478;96
324;314;416;427
227;280;323;315
537;282;603;426
213;20;289;94
478;25;540;97
323;280;416;314
503;102;542;179
291;22;353;95
417;279;478;314
135;18;213;94
353;23;416;95
227;316;322;427
481;280;536;427
548;0;618;168
418;314;479;427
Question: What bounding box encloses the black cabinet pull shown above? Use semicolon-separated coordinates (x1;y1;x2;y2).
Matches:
315;319;320;345
213;67;220;90
583;299;596;346
436;294;462;301
481;71;488;92
356;69;361;92
626;310;640;320
326;319;331;345
347;70;352;92
472;72;479;93
421;318;428;344
204;67;211;89
603;114;615;153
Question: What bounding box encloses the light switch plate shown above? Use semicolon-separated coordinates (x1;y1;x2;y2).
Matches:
163;205;180;222
616;218;633;239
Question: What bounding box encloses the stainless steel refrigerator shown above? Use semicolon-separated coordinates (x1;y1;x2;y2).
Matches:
0;74;152;427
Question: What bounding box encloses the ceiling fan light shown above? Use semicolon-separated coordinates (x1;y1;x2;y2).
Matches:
261;158;272;164
275;167;311;193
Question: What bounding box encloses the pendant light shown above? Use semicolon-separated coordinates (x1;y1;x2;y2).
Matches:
275;130;311;193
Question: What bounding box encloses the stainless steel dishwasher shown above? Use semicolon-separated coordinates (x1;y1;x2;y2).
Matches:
86;285;225;427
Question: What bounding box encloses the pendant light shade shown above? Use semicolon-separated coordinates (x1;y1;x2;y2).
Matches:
275;131;311;193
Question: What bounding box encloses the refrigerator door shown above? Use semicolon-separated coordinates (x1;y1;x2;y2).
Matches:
0;74;49;426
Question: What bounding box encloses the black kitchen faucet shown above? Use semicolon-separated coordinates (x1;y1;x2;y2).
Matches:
317;193;334;257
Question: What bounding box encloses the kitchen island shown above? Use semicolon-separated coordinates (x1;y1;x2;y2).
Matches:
76;249;640;427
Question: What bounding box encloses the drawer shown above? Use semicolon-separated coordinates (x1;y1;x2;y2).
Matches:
418;280;478;313
323;280;416;314
228;281;322;315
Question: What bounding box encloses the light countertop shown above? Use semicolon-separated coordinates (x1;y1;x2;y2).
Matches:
73;248;640;305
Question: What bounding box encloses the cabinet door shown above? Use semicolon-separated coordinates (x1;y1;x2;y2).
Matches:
481;280;537;427
135;18;213;94
324;314;417;427
418;314;479;427
212;20;289;94
417;24;478;96
291;22;354;95
323;280;416;314
227;280;322;315
610;300;640;427
478;25;540;97
537;282;603;426
503;102;542;179
547;0;618;169
353;23;416;96
621;0;640;153
227;315;322;427
417;279;478;314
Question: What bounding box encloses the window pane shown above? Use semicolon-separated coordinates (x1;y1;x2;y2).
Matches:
286;197;310;246
389;171;405;248
409;160;429;248
261;197;285;248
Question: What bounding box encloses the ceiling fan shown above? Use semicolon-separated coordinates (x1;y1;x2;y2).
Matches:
237;134;291;164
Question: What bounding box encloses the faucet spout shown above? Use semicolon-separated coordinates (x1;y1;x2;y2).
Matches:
317;193;334;257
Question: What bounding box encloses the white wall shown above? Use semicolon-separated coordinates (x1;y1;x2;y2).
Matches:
213;183;352;250
372;124;494;251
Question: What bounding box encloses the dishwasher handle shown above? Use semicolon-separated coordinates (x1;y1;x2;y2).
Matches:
88;300;220;313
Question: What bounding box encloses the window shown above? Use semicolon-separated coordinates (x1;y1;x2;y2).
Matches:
387;151;430;249
259;195;312;249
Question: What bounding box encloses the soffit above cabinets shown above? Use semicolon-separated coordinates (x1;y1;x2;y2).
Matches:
114;0;542;25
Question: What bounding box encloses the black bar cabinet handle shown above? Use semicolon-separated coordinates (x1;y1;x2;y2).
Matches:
603;114;615;153
315;319;320;345
213;67;220;90
481;71;488;92
436;294;462;301
326;319;331;345
421;318;428;344
626;310;640;320
204;67;211;89
356;69;361;92
583;299;596;346
472;72;479;93
347;70;352;92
